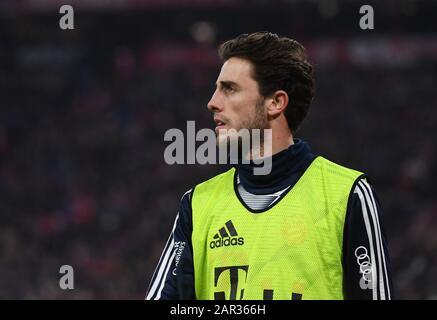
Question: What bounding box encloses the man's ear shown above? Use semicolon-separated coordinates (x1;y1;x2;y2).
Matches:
266;90;289;118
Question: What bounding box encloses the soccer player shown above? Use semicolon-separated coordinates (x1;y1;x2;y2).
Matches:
146;32;393;300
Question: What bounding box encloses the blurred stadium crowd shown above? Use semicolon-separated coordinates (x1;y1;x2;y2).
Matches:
0;0;436;299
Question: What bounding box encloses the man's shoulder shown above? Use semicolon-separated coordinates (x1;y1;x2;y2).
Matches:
314;156;366;179
190;167;235;196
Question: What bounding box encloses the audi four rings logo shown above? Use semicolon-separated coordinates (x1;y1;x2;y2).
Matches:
355;246;373;284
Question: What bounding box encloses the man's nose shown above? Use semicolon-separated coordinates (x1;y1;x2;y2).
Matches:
207;89;222;113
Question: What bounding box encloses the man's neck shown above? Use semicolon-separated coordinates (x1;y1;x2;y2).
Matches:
247;131;294;160
271;131;294;156
236;138;316;194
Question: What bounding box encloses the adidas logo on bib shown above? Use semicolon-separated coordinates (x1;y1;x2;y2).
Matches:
209;220;245;249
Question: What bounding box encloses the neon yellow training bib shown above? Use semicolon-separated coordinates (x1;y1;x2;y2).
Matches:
191;156;364;300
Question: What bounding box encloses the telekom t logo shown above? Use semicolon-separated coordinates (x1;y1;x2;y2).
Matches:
214;265;249;300
214;265;303;300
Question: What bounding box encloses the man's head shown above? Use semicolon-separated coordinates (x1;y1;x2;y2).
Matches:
207;31;314;147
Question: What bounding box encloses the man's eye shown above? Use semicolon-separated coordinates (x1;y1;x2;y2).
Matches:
224;86;235;93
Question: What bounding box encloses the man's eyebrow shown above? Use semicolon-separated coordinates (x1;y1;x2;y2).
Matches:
216;80;240;88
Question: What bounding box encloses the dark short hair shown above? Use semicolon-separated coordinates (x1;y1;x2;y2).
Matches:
218;31;314;133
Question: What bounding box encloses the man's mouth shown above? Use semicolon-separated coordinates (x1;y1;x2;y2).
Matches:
214;118;227;131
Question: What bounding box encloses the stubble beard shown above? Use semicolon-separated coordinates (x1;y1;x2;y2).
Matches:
216;99;269;160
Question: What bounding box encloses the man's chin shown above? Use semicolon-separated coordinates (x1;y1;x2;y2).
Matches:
216;134;231;148
216;126;240;141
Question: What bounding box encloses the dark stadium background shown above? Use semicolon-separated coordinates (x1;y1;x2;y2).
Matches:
0;0;436;299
